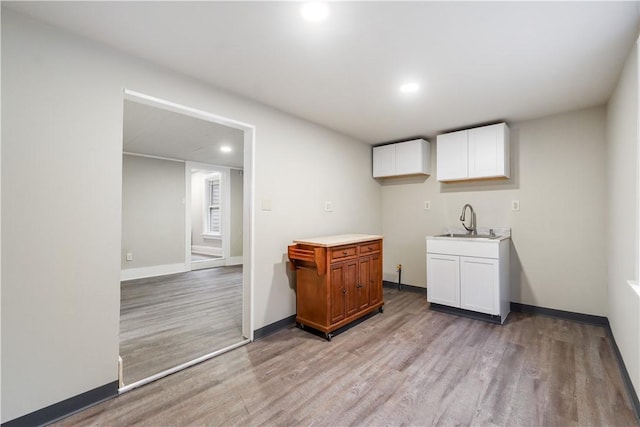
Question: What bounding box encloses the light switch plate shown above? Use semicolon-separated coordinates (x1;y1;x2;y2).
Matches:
261;199;272;211
324;201;333;212
424;201;431;210
512;200;520;211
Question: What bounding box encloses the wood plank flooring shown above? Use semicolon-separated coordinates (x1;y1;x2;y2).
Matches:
120;266;243;384
62;287;638;426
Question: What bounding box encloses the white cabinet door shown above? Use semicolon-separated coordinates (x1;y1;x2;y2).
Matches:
460;256;498;315
427;254;460;307
374;140;430;177
436;130;468;181
395;140;427;175
468;123;509;179
372;145;395;177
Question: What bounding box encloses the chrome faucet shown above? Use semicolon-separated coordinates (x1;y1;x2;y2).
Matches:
460;204;477;235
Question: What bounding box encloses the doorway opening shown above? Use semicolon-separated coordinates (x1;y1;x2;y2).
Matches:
187;163;243;271
119;89;254;392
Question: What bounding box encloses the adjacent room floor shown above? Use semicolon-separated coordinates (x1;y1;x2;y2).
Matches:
119;266;243;385
64;287;637;426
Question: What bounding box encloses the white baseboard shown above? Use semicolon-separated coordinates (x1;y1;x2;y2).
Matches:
191;258;226;270
226;256;243;266
121;263;188;281
191;245;222;256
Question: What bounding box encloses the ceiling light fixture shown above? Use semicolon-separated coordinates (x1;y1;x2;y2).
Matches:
300;2;330;22
220;146;232;153
399;82;420;94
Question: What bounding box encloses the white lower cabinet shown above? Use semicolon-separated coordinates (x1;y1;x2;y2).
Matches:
460;256;498;315
426;254;460;307
426;237;510;323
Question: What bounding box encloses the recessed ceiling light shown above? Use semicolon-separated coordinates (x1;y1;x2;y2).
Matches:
220;146;232;153
301;2;330;22
399;82;420;94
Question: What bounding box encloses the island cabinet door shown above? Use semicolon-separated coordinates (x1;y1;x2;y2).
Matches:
344;260;359;317
357;257;372;311
367;252;382;306
330;260;357;324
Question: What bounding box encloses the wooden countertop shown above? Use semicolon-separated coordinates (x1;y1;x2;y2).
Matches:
293;233;383;247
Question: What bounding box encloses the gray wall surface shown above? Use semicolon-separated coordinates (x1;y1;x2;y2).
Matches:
230;168;243;258
121;155;186;270
606;38;639;401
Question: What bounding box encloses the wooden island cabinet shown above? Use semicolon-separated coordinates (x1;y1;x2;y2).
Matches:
288;234;384;340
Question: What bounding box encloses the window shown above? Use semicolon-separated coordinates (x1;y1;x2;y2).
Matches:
206;173;221;235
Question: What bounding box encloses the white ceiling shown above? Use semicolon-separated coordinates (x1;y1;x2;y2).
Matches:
7;1;640;145
123;100;245;168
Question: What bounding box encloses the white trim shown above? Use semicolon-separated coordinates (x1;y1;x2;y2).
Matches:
122;151;185;163
119;339;250;394
628;280;640;298
184;161;192;271
124;89;255;130
244;127;255;341
191;245;222;257
191;258;226;270
637;34;640;283
202;233;221;240
121;263;188;281
226;256;244;266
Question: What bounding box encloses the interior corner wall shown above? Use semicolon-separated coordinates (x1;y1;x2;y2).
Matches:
121;154;186;270
381;105;608;316
606;37;640;399
230;168;243;258
1;9;381;423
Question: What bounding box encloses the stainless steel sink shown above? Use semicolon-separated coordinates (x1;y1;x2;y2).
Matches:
435;233;499;239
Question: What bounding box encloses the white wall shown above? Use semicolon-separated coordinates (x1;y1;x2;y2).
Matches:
1;9;381;423
121;155;185;269
607;37;640;400
382;106;608;316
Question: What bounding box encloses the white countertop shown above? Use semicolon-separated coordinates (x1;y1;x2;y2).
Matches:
293;233;383;247
426;227;511;242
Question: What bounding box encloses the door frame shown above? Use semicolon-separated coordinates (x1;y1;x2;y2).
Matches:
185;162;232;270
120;89;255;390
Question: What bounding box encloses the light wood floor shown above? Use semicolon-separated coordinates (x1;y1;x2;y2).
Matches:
120;266;243;384
63;287;637;426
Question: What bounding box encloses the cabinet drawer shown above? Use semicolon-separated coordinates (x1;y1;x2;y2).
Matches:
359;241;381;254
427;239;499;258
331;246;357;261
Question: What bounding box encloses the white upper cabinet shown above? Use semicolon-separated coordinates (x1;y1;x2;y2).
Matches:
436;123;509;182
372;144;395;177
435;130;467;181
373;139;431;178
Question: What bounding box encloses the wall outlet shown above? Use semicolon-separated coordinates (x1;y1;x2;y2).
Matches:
511;200;520;211
424;201;431;210
324;201;333;212
126;253;133;261
261;198;272;211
